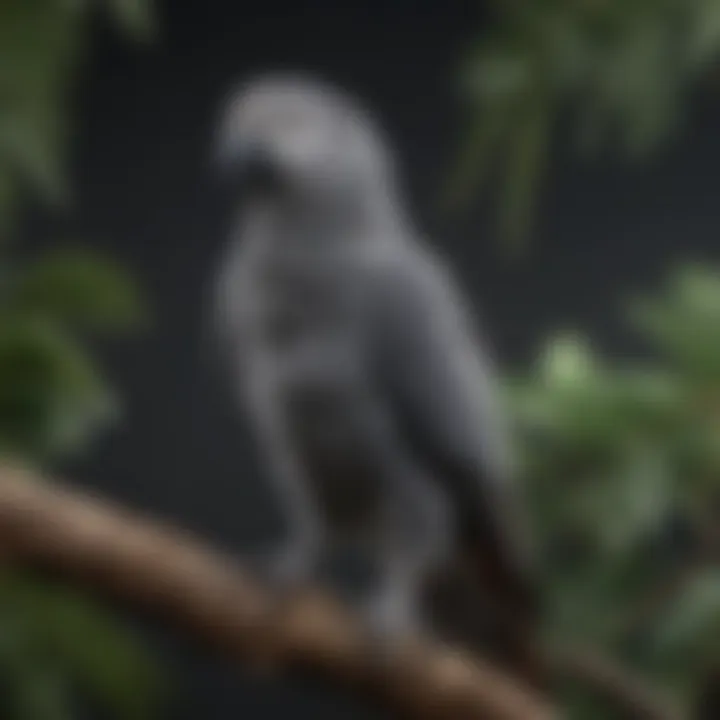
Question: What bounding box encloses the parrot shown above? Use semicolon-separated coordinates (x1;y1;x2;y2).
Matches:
211;72;540;684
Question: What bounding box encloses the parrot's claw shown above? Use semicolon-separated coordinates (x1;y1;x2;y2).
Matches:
251;544;318;595
361;591;422;654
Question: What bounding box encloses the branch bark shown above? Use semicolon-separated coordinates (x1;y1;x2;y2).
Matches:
0;464;554;720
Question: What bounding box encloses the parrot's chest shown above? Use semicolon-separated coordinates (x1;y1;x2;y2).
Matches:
252;264;385;525
258;273;372;444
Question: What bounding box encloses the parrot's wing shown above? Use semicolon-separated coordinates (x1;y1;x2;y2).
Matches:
210;232;257;388
370;246;534;599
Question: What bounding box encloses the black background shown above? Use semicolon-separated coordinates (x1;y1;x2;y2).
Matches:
32;0;720;717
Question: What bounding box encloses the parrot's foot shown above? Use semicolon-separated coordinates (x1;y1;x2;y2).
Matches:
361;590;422;653
251;543;319;596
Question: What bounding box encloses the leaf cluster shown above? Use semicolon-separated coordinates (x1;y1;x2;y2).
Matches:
0;2;160;719
509;264;720;715
452;0;720;247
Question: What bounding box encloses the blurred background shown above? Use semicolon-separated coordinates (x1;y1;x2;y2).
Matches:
2;1;720;718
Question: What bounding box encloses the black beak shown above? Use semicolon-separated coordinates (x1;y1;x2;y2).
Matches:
216;141;286;199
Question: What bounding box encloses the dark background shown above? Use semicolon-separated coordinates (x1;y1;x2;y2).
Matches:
32;0;719;717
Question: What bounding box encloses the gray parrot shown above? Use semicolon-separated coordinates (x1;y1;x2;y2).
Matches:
211;73;538;680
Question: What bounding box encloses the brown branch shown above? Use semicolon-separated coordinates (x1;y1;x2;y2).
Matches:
0;463;554;720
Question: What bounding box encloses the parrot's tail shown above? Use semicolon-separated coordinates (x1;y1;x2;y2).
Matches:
467;537;546;692
425;535;546;694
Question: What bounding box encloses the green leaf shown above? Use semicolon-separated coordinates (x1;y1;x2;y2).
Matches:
462;51;531;100
630;265;720;377
0;112;68;203
441;101;510;210
12;667;75;720
0;572;162;720
594;445;675;556
0;0;84;105
104;0;155;40
687;2;720;68
674;264;720;316
653;570;720;658
0;165;17;234
0;0;84;204
498;91;551;250
0;317;118;458
10;247;147;332
539;332;599;386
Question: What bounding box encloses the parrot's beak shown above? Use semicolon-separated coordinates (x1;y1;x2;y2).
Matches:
215;140;287;201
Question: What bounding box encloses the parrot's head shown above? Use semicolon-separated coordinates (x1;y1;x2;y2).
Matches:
214;73;398;216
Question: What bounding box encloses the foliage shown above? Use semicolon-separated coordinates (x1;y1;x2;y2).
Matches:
0;1;160;719
0;570;160;720
451;0;720;248
0;246;146;460
0;0;155;227
456;7;720;711
509;264;720;716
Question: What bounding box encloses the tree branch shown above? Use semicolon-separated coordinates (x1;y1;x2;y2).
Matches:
0;464;554;720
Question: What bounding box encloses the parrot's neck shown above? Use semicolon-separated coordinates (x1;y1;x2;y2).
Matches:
248;181;412;251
